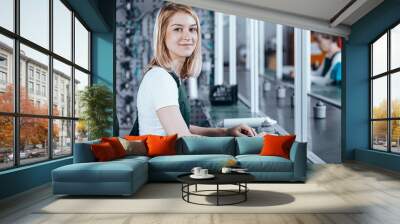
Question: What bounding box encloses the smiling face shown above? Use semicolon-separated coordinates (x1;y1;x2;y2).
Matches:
165;12;198;61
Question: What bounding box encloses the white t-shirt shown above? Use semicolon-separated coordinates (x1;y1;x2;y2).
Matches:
136;66;179;136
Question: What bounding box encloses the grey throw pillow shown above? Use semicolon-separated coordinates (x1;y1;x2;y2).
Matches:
118;137;147;156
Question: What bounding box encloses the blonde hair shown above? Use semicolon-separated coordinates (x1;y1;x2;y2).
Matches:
144;3;202;79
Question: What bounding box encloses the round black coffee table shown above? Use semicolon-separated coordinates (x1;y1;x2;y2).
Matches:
177;173;255;206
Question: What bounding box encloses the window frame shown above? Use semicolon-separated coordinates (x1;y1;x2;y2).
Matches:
370;20;400;154
0;0;92;171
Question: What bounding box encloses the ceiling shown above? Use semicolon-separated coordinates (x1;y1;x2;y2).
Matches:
172;0;384;37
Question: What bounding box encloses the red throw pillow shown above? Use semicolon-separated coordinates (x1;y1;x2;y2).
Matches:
91;142;118;161
101;137;127;158
260;134;296;159
146;134;177;157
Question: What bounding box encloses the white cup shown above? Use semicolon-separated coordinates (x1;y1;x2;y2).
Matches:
221;167;232;174
191;167;202;176
200;169;208;176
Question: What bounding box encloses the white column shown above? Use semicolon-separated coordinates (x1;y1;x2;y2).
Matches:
294;28;310;143
258;21;265;76
214;12;224;85
229;15;237;85
276;24;283;80
188;77;198;99
250;19;259;114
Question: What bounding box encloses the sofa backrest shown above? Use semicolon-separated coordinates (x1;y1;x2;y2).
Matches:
73;139;100;163
177;137;236;155
235;137;263;155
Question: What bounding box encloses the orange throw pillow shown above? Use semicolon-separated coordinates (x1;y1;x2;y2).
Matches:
146;134;177;157
260;134;296;159
91;142;118;161
101;137;127;158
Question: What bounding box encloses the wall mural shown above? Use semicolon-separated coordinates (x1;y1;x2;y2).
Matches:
116;0;214;135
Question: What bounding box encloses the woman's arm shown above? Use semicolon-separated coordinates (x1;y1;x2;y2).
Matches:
190;124;257;137
156;105;198;137
189;125;227;137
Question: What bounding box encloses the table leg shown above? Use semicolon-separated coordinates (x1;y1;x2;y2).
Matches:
195;184;197;192
217;184;219;206
245;183;247;201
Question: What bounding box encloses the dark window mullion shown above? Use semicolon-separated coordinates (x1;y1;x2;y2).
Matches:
370;45;373;149
49;0;53;160
387;30;391;152
71;10;76;155
14;0;20;167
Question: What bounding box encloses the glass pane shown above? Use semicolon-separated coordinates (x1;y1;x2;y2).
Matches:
372;33;387;76
0;0;14;31
20;117;49;165
391;120;400;153
53;0;72;60
20;0;49;49
53;59;72;117
74;18;89;70
0;116;13;170
391;24;400;70
391;72;400;118
20;44;49;115
372;77;387;119
372;121;388;151
74;69;89;118
75;120;88;143
0;34;14;112
53;119;72;158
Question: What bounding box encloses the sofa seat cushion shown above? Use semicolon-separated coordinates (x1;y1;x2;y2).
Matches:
236;155;293;172
53;158;147;183
149;154;235;172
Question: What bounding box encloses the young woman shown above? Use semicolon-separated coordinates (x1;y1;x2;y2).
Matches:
131;3;257;138
310;33;342;86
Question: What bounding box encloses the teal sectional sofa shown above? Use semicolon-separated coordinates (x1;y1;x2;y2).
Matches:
52;137;307;196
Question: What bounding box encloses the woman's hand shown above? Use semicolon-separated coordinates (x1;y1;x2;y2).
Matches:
226;124;257;137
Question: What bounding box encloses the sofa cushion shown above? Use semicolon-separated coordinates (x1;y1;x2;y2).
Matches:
235;137;263;155
119;138;147;156
91;142;118;161
148;154;235;172
147;134;177;157
260;134;296;159
236;155;293;172
101;137;127;158
53;158;148;183
178;137;235;155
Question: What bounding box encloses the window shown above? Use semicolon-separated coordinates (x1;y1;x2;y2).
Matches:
0;0;91;170
0;55;7;67
370;23;400;154
35;70;41;81
29;67;34;80
0;0;14;32
42;85;46;97
41;73;46;83
0;54;8;86
0;34;13;113
75;17;89;70
28;81;34;94
36;83;40;95
20;0;49;49
0;71;6;85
